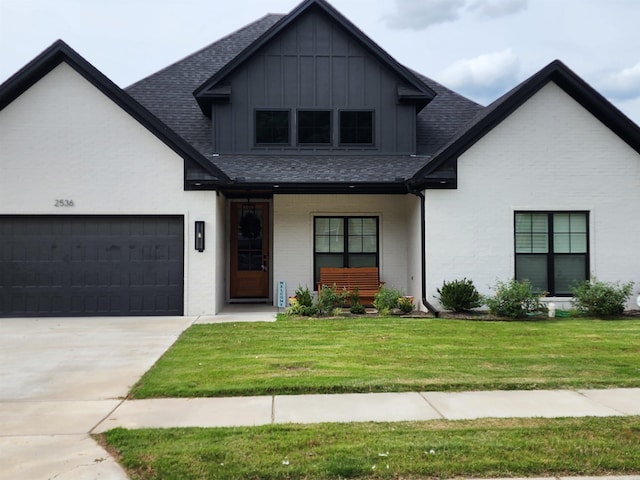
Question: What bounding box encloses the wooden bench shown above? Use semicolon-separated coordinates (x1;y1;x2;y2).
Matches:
317;267;382;306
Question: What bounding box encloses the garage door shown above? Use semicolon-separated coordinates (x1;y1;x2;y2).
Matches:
0;216;184;317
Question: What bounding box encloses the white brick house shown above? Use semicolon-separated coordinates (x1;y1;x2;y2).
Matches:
1;0;639;317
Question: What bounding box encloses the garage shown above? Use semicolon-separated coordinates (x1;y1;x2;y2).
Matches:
0;215;184;317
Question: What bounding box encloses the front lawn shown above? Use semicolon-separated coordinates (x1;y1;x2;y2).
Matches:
131;317;640;398
101;416;640;480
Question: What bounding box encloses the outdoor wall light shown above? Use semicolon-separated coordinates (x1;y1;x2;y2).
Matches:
195;221;205;252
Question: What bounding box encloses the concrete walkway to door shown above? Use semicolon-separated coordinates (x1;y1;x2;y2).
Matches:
0;315;195;480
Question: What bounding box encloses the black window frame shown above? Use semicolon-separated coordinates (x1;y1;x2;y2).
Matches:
339;110;374;145
514;211;590;296
297;110;332;145
313;216;379;287
255;109;290;145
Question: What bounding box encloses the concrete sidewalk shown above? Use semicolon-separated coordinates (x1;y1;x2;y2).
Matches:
93;388;640;431
2;315;638;480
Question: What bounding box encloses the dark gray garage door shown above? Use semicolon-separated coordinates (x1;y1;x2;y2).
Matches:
0;215;184;317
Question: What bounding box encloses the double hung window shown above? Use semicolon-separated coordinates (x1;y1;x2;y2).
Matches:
339;110;373;145
255;110;290;144
298;110;331;144
515;212;589;295
314;217;378;286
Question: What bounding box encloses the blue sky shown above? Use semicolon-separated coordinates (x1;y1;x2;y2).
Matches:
1;0;639;123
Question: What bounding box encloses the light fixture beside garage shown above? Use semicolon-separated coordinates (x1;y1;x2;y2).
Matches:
195;221;205;252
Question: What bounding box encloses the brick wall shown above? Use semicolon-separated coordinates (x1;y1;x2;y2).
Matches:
425;82;640;310
0;63;219;315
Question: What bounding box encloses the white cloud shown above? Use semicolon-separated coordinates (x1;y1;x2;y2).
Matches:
385;0;526;30
600;62;640;101
385;0;466;30
467;0;528;19
438;49;521;101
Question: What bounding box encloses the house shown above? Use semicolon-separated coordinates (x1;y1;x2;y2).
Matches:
1;0;639;318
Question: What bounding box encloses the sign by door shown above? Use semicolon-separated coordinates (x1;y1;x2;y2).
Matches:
277;281;286;308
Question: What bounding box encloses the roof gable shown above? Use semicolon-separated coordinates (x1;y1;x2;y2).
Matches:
410;60;640;188
0;40;230;183
193;0;436;116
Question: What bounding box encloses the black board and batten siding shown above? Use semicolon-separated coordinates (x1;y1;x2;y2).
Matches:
213;8;417;154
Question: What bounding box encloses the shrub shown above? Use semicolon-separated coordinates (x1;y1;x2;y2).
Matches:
317;284;348;316
436;278;483;312
348;288;366;314
571;278;634;317
295;285;313;307
485;279;545;319
350;302;366;314
287;286;318;316
373;286;403;313
397;296;414;313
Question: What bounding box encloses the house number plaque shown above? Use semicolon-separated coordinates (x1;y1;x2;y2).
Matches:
54;199;75;207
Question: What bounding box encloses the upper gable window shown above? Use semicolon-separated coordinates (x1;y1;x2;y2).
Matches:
255;110;290;145
298;110;332;144
340;110;373;145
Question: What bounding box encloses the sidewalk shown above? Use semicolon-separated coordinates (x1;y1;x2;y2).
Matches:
93;388;640;431
2;313;638;479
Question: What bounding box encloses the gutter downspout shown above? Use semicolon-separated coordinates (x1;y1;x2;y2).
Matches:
408;188;440;317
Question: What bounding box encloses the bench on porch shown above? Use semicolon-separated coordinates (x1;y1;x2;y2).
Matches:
317;267;382;306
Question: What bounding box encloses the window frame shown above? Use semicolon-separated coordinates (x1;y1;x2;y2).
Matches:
514;211;590;296
313;216;379;288
297;109;332;145
254;109;291;145
339;110;374;146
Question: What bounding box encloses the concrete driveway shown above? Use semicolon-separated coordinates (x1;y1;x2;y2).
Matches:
0;316;193;480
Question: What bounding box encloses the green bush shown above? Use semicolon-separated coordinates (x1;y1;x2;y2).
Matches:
571;278;634;317
317;284;348;316
348;288;366;314
485;279;545;319
373;286;403;313
397;296;414;313
436;278;483;312
295;285;313;307
287;286;318;316
350;302;366;314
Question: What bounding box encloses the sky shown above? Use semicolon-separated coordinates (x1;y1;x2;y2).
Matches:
1;0;640;124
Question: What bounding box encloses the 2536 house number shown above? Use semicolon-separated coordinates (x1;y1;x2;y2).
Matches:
55;199;75;207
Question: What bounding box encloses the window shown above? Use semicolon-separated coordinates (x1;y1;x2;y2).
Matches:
314;216;378;285
298;110;331;144
340;110;373;144
255;110;289;144
515;212;589;295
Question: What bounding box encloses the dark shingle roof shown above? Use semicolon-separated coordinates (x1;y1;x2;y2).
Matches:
126;14;285;157
414;73;483;156
204;154;429;183
126;5;482;187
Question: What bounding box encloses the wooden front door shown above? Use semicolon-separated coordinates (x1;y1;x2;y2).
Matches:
230;202;270;299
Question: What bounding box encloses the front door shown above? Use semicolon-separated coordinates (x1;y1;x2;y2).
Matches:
230;202;270;299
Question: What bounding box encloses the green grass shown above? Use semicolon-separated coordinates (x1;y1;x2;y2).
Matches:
131;317;640;398
100;416;640;479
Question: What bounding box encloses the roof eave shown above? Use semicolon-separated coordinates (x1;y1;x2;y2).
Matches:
0;40;231;184
187;180;413;195
410;60;640;186
193;0;436;115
